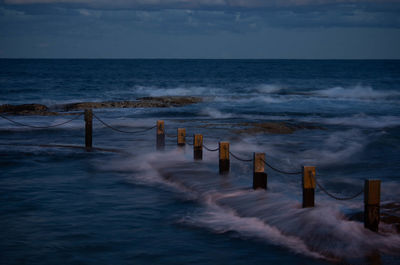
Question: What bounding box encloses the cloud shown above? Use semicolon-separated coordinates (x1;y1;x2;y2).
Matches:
1;0;400;59
4;0;400;10
1;0;399;45
3;0;400;29
1;1;399;32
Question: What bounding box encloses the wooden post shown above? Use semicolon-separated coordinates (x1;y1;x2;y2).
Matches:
302;166;316;208
364;179;381;232
84;109;93;150
193;134;203;160
177;128;186;146
219;142;229;174
156;120;165;150
253;153;267;190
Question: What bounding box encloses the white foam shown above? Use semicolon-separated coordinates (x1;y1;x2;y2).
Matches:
314;85;400;101
301;114;400;129
133;85;224;97
213;95;287;104
200;108;232;119
101;144;400;261
181;197;325;260
253;84;284;94
183;189;400;260
247;95;286;104
304;129;365;165
258;129;368;167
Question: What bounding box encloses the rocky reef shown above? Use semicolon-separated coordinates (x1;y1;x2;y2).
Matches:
0;104;59;116
61;96;202;111
0;96;203;115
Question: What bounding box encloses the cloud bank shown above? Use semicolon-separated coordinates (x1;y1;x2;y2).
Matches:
4;0;400;10
1;0;399;58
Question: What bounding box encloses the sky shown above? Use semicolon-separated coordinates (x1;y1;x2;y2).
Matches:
0;0;400;59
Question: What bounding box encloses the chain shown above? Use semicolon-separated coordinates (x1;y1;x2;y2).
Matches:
0;142;125;153
203;144;219;152
93;113;156;134
0;113;83;129
229;151;253;162
0;112;370;204
261;159;302;175
316;179;364;201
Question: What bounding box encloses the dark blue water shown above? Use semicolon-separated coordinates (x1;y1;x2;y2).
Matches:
1;59;400;264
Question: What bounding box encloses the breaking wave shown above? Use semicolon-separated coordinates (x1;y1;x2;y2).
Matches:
103;148;400;262
313;85;400;100
300;114;400;129
200;108;232;119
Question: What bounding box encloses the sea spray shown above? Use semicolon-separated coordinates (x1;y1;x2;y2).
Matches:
102;148;400;261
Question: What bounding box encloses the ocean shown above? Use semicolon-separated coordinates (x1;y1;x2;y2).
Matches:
1;59;400;264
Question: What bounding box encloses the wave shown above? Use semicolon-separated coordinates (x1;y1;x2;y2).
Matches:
252;84;284;94
312;85;400;100
102;148;400;262
182;190;400;261
104;151;327;259
298;129;367;167
242;84;400;103
200;108;232;119
4;84;399;108
181;194;325;260
133;85;225;97
235;129;369;168
243;83;400;100
213;95;287;104
300;114;400;129
132;84;290;105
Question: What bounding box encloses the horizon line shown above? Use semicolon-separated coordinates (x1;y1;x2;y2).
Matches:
1;58;399;60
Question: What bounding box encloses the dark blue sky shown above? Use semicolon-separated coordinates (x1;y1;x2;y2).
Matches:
1;0;400;59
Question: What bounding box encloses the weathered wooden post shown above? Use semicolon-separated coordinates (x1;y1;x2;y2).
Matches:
156;120;165;150
219;142;229;174
193;134;203;160
84;109;93;150
364;179;381;232
302;166;316;208
253;153;267;190
177;128;186;146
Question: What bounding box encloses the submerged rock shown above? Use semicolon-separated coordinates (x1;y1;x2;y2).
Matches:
196;121;323;135
234;122;323;135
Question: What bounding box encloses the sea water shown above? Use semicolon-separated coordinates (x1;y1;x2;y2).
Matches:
0;59;400;264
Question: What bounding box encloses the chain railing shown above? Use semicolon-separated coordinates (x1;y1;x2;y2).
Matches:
92;113;156;134
229;151;253;162
315;179;364;201
203;144;219;152
0;112;371;205
0;113;83;129
0;110;382;232
261;158;302;175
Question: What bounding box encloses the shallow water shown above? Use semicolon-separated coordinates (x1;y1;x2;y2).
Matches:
1;59;400;264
